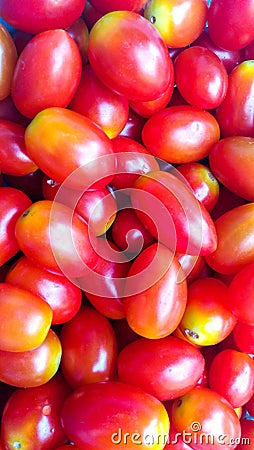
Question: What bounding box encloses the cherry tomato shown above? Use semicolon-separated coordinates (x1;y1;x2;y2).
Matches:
60;306;118;388
171;387;241;450
177;162;219;212
233;322;254;355
25;107;115;190
208;0;254;50
0;329;62;388
1;374;70;450
0;282;53;352
88;11;173;101
142;106;220;164
208;349;254;408
117;335;205;401
0;187;32;266
0;0;87;34
179;277;237;346
123;243;187;339
0;120;37;176
5;256;82;325
15;200;99;277
60;380;170;449
89;0;147;14
174;46;228;110
69;64;129;138
12;30;82;118
206;203;254;274
226;261;254;325
0;24;17;101
144;0;207;48
216;61;254;138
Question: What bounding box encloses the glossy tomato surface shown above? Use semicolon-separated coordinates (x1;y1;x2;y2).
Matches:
89;0;147;14
227;261;254;325
0;24;17;101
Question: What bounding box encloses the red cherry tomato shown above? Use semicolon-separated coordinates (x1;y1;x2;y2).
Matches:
0;187;32;266
174;46;228;110
89;0;147;14
208;349;254;408
0;0;87;34
117;335;205;401
123;243;187;339
5;256;82;325
60;306;118;388
233;322;254;355
0;329;62;388
12;30;82;118
0;25;17;101
0;282;53;352
88;11;173;101
60;380;170;449
144;0;208;48
208;0;254;50
1;374;70;450
142;106;220;164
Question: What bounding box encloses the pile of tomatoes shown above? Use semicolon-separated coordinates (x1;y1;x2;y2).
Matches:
0;0;254;448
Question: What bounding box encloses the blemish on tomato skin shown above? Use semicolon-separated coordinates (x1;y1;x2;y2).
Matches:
42;404;51;416
22;208;30;218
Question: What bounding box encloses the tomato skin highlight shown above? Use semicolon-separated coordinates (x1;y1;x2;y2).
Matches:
0;24;17;101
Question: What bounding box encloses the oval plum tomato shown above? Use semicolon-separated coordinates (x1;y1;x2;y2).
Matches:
88;11;173;101
0;25;17;101
179;277;237;346
144;0;207;48
205;203;254;274
60;306;118;388
11;30;82;118
123;243;187;339
208;0;254;50
15;200;99;277
0;0;87;34
177;162;219;212
0;282;53;352
233;322;254;355
117;335;205;401
0;329;62;388
141;106;220;164
209;136;254;201
5;256;82;325
66;17;89;65
174;46;228;110
1;374;70;450
24;107;115;190
227;261;254;325
208;349;254;408
131;170;217;256
0;187;32;266
171;387;241;450
110;135;160;190
216;60;254;138
60;381;170;449
69;64;129;138
0;120;37;176
89;0;147;14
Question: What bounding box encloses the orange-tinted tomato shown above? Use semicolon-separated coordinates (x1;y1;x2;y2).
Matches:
0;25;17;101
0;329;62;387
0;282;52;352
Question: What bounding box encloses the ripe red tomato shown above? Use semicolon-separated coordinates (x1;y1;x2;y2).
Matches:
129;78;174;118
0;187;32;266
208;0;254;50
1;374;70;449
25;107;115;190
123;243;187;339
208;349;254;408
60;306;118;388
88;11;173;101
233;322;254;355
0;25;17;101
117;335;205;401
0;282;53;352
0;329;62;388
12;30;82;118
174;46;228;110
144;0;208;48
142;106;220;164
227;261;254;325
0;0;87;34
5;256;82;325
60;381;170;449
89;0;147;14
